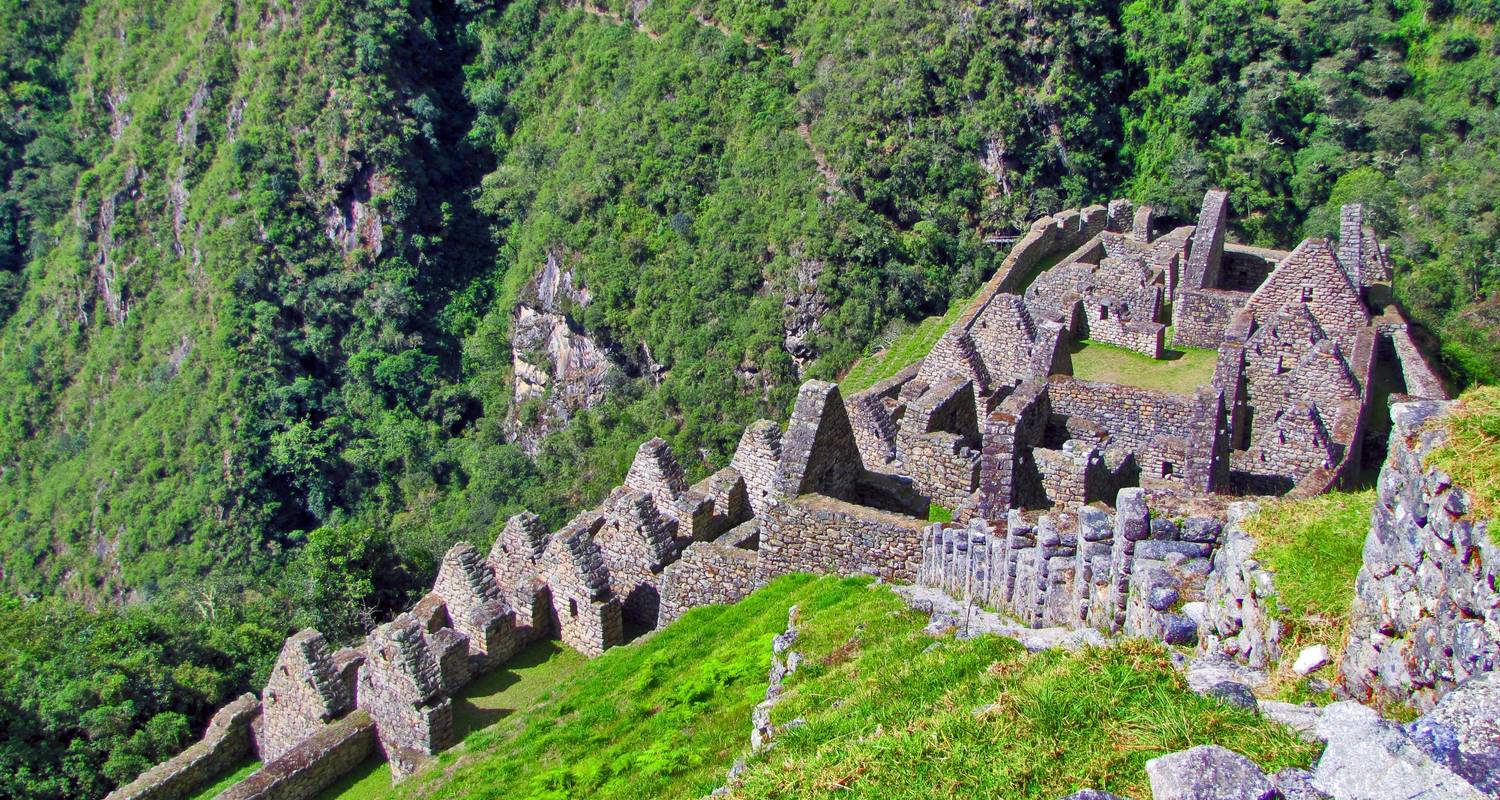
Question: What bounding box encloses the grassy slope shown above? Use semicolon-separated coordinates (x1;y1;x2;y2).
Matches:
1069;340;1219;395
1242;491;1376;702
841;296;972;392
400;575;1315;800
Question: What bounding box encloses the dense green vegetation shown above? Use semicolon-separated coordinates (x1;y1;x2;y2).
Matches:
397;575;1316;799
0;593;283;799
1242;490;1377;701
1;0;1499;796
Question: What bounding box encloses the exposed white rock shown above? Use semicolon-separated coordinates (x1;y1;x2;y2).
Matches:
1293;644;1330;676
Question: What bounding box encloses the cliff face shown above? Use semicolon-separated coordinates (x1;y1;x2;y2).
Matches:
1340;400;1498;710
509;253;618;454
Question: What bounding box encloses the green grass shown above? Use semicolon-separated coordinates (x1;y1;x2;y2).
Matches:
1069;339;1219;395
317;756;392;800
399;575;1316;799
318;640;587;800
451;640;588;741
1425;385;1500;534
842;298;972;393
927;504;954;523
187;760;260;800
1242;490;1376;701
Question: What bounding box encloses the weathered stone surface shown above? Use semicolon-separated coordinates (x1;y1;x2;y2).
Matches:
1058;791;1129;800
1312;701;1485;800
1145;745;1277;800
1269;767;1330;800
1404;671;1500;796
1340;400;1498;711
218;710;375;800
1257;700;1322;741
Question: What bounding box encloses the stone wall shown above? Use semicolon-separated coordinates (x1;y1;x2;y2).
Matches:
431;543;515;669
731;419;786;513
1046;376;1200;454
1378;315;1450;401
104;694;259;800
217;711;376;800
657;536;765;626
1198;503;1284;670
1174;288;1247;349
488;512;552;640
759;494;928;583
919;488;1217;641
1181;189;1228;293
598;489;680;625
541;514;624;657
1244;238;1369;352
1340;400;1497;711
357;614;455;778
976;380;1050;520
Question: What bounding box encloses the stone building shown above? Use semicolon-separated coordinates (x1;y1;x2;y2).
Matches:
253;629;353;763
845;190;1447;519
117;191;1458;800
358;614;456;779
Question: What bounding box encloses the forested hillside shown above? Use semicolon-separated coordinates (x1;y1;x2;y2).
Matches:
0;0;1496;796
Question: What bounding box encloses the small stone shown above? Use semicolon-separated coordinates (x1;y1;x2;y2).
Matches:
1205;680;1259;712
1292;644;1330;676
1149;586;1180;612
1058;791;1129;800
1145;745;1277;800
1161;614;1198;646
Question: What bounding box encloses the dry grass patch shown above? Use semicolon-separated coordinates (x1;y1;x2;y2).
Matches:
1424;385;1500;527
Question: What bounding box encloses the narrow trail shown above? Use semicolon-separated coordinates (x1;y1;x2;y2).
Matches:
796;121;842;195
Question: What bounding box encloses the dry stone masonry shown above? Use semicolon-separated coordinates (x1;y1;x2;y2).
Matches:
118;191;1481;800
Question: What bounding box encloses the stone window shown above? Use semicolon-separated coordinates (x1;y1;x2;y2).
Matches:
568;598;578;618
1099;306;1109;320
1161;461;1174;477
1301;286;1314;302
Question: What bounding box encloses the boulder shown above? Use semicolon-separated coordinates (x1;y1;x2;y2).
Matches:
1404;671;1500;796
1145;745;1277;800
1312;701;1485;800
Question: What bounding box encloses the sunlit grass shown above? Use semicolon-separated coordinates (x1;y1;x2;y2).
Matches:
397;576;1316;799
186;760;260;800
1424;385;1500;532
842;298;972;393
1069;339;1218;395
1242;491;1375;701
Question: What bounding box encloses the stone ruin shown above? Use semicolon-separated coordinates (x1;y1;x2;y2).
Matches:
113;192;1475;800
